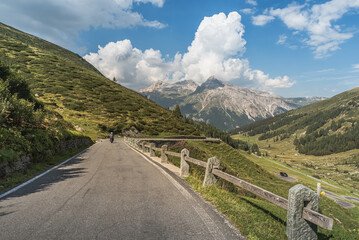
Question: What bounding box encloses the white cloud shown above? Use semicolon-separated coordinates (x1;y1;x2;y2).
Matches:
246;0;257;6
352;64;359;72
83;40;174;89
0;0;166;53
252;15;275;26
240;8;255;15
253;0;359;58
277;34;288;45
85;12;294;91
135;0;165;7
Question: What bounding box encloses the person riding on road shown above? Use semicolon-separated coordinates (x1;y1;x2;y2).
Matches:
109;132;114;143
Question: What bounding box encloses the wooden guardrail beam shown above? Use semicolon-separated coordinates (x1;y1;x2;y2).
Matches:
212;169;333;231
185;156;207;168
166;151;181;158
134;138;220;142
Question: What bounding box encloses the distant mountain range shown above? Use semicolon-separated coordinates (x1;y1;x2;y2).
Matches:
139;76;325;130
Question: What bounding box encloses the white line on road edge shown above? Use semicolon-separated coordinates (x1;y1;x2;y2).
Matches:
124;141;228;240
0;146;92;199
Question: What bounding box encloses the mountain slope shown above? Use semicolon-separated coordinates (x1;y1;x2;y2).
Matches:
139;80;198;108
0;22;199;138
141;77;298;130
0;59;91;165
235;87;359;155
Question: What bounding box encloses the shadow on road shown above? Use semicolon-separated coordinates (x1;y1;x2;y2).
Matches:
0;205;16;217
0;150;90;201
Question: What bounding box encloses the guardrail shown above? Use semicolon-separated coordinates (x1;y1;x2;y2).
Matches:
124;137;333;240
132;137;220;142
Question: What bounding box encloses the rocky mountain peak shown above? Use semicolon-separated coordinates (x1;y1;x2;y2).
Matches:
139;80;167;93
194;76;229;94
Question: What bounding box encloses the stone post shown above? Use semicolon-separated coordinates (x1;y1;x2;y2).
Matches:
317;183;321;198
141;142;145;152
203;157;220;187
161;145;168;163
150;143;155;157
180;149;190;177
287;184;319;240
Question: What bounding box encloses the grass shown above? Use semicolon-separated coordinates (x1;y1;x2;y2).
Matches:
0;143;92;193
0;22;200;139
163;141;359;239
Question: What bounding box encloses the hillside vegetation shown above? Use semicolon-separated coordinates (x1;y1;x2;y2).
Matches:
0;58;88;164
233;87;359;156
0;22;199;138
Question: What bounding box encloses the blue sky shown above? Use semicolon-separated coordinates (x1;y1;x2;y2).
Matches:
1;0;359;97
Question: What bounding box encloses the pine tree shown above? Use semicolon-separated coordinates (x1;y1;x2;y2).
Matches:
173;104;182;118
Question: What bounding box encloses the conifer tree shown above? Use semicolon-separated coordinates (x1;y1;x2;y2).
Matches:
173;104;182;118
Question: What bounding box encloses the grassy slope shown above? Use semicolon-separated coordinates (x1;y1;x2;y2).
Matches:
163;141;359;239
0;22;199;139
231;87;359;191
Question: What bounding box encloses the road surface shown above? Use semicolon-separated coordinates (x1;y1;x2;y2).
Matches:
0;139;242;240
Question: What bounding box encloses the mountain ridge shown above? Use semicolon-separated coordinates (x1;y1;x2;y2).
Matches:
140;77;319;130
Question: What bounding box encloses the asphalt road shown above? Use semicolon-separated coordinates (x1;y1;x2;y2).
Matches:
0;139;242;240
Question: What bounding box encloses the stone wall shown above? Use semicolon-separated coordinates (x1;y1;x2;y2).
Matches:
0;137;93;179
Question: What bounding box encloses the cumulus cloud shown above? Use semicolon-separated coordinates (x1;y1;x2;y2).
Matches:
84;40;176;89
85;12;294;91
0;0;166;53
253;0;359;58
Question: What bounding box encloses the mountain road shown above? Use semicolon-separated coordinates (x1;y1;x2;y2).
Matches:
0;139;242;240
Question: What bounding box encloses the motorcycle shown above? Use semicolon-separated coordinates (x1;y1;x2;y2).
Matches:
110;136;114;143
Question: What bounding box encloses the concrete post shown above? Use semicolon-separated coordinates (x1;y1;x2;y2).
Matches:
161;145;168;163
203;157;220;187
150;143;155;157
287;184;319;240
317;183;321;198
141;142;145;152
180;149;190;177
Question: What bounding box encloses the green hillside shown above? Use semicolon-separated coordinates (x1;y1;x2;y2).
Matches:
0;22;199;138
234;87;359;156
0;58;90;169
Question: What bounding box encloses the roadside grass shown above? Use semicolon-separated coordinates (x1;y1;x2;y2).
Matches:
165;141;359;239
0;143;92;194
